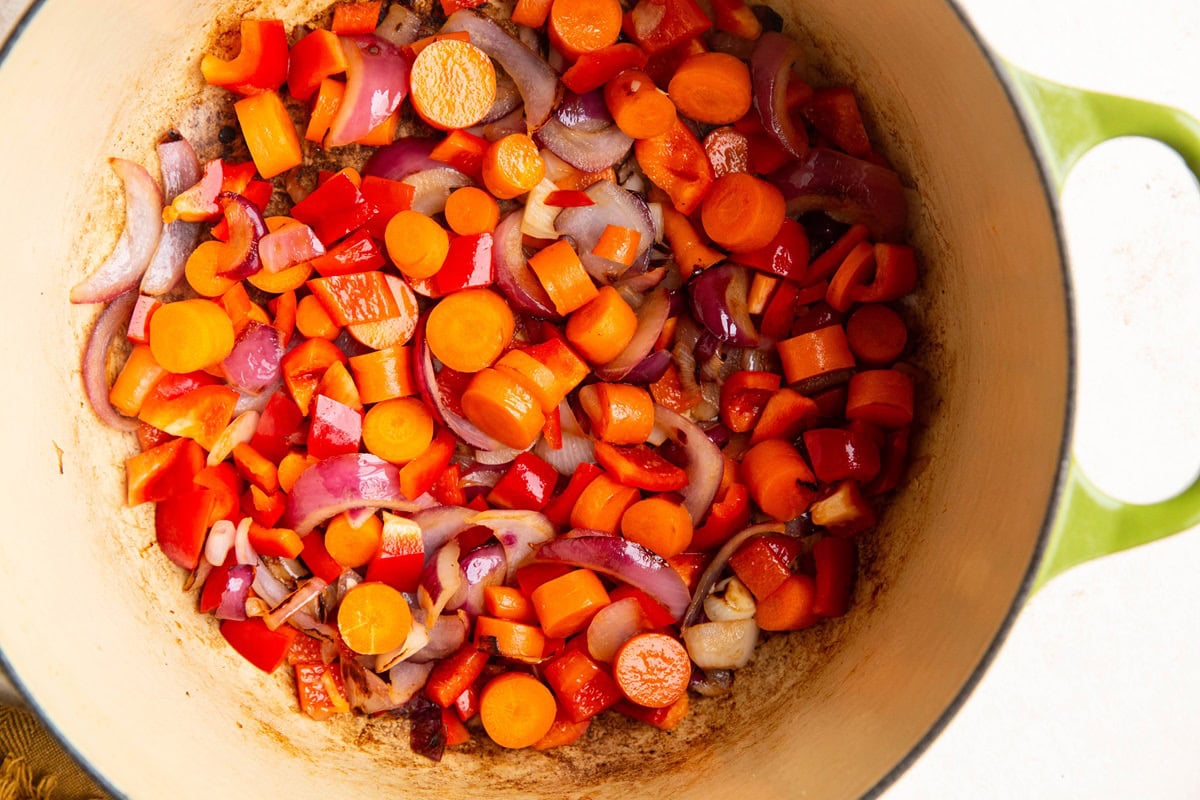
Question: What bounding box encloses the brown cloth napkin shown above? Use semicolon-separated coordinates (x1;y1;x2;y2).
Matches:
0;705;108;800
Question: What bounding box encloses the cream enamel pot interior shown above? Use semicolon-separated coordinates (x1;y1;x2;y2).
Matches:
1;1;1199;798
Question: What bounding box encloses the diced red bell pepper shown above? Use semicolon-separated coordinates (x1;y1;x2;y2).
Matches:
615;694;689;730
543;648;623;723
802;427;882;484
220;616;298;673
429;130;489;180
360;176;415;238
309;228;388;277
281;338;349;416
288;29;348;103
634;118;713;214
866;425;910;496
710;0;762;38
251;391;306;463
543;189;595;208
307;394;363;459
728;533;802;601
802;87;871;158
308;271;400;326
126;437;205;506
689;483;752;551
718;370;782;433
126;294;161;344
543;463;604;528
231;442;279;494
515;562;574;597
365;513;425;593
398;427;457;500
750;388;820;445
199;560;235;614
155;487;216;570
193;462;243;525
542;406;563;449
332;1;383;33
439;0;486;16
242;484;287;528
286;633;327;666
138;384;239;451
300;532;346;584
759;280;798;341
200;20;289;96
729;218;809;282
622;0;711;55
453;683;481;723
442;706;471;746
487;452;559;511
290;169;376;246
430;464;468;507
248;522;305;560
668;552;708;593
425;642;490;708
812;536;856;617
607;585;676;629
433;233;493;296
560;43;649;94
593;442;688;492
295;661;351;720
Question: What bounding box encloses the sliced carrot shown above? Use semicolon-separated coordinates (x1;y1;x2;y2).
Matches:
530;569;611;638
475;616;547;663
484;585;537;624
296;293;341;340
755;573;818;631
740;438;818;521
776;324;856;388
482;133;546;200
603;69;677;140
403;30;471;60
700;172;786;253
149;299;236;374
331;1;382;34
218;282;270;336
347;345;414;404
426;288;515;373
185;240;238;298
667;52;752;125
578;382;654;444
444;186;500;236
547;0;622;59
461;368;547;450
110;344;166;417
410;39;497;130
305;78;345;144
845;369;914;429
337;581;413;655
511;0;554;27
591;224;641;267
233;90;303;179
479;673;558;749
611;633;690;709
384;210;450;280
569;472;640;534
361;397;434;464
749;387;820;445
620;496;693;559
277;451;319;493
232;442;279;494
356;109;400;146
528;239;599;316
493;338;590;413
845;304;908;366
564;285;637;365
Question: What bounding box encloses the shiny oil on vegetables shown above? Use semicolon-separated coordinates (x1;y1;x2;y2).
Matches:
72;0;917;759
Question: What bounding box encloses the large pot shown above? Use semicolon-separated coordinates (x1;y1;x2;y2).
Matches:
0;1;1197;798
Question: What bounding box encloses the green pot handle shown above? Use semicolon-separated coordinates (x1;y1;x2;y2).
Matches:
1004;64;1200;590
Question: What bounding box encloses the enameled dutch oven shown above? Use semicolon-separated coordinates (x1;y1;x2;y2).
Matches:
1;1;1198;798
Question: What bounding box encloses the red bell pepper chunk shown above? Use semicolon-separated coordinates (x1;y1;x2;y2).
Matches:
719;370;782;433
543;463;604;528
433;233;494;296
622;0;711;55
126;294;161;344
615;694;689;730
194;462;243;524
155;487;216;570
248;522;305;560
307;395;363;459
750;389;819;446
286;633;327;666
199;560;235;614
729;218;810;282
290;170;377;247
634;118;713;215
429;130;490;180
425;643;490;708
220;617;298;673
802;87;871;158
812;536;856;617
866;425;910;496
728;533;802;601
431;464;468;507
360;176;415;238
398;427;457;500
308;271;400;326
593;441;688;492
242;484;287;528
542;405;563;449
759;280;798;341
689;482;752;552
439;0;487;17
288;29;349;103
487;452;560;511
543;189;595;208
125;437;205;506
251;391;306;463
365;513;425;593
803;427;882;484
331;1;383;34
543;649;623;723
668;552;708;593
138;384;238;452
295;661;352;720
710;0;761;39
300;532;346;584
200;20;289;96
515;563;574;597
607;585;677;629
453;683;480;723
560;43;649;94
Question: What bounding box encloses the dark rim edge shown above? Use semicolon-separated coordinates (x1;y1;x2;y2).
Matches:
862;1;1078;797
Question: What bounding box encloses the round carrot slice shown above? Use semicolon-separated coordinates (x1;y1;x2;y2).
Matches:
362;397;435;464
409;39;497;131
482;134;546;200
336;582;413;655
612;632;691;709
479;672;558;749
149;298;235;374
385;210;450;280
425;288;515;373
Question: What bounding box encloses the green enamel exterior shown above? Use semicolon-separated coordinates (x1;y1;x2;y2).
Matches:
1004;63;1200;590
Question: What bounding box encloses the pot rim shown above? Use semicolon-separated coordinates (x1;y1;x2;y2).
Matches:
0;0;1077;797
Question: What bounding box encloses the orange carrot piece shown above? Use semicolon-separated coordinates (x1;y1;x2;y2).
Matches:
482;133;546;200
325;511;383;568
612;633;690;708
532;712;591;750
109;344;166;417
475;616;547;663
620;496;693;559
845;304;908;366
530;569;611;638
740;438;818;521
512;0;554;27
269;288;298;346
547;0;622;59
749;388;820;445
305;78;346;144
296;293;341;340
185;240;239;298
461;368;547;450
234;90;302;179
331;1;382;34
527;239;599;316
776;324;856;388
569;472;640;534
410;39;497;130
578;382;654;444
218;282;270;336
426;289;515;373
667;52;752;125
603;69;677;140
232;442;279;494
149;298;236;374
591;224;641;267
484;585;537;624
700;172;785;253
845;369;914;429
280;337;348;415
347;345;414;404
337;581;413;655
384;210;450;280
277;451;319;493
564;285;637;365
825;240;877;312
404;30;471;60
355;109;400;146
360;396;433;465
493;338;590;413
479;673;557;749
444;186;500;236
755;573;818;631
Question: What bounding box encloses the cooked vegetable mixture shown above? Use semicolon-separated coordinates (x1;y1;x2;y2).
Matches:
72;0;917;759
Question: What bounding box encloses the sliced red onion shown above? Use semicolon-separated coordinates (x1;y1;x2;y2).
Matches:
654;404;724;524
206;410;261;467
535;535;690;622
409;694;448;761
376;616;432;671
442;10;560;130
594;287;670;381
409;611;469;663
482;71;522;124
468;509;555;582
621;349;673;384
417;540;463;620
769;148;909;242
388;660;435;705
689;263;759;346
535;92;634;173
284;454;420;535
587;596;649;662
447;542;506;617
215;564;255;621
690;666;735;697
555;91;610;131
326;35;412;148
205;519;237;567
473;445;528;466
141;137;201;295
412;506;476;558
493;209;560;318
682;618;759;669
234;378;282;415
681;522;786;627
376;3;422;47
413;317;508;450
613;264;668;296
215;193;266;278
533;400;595;476
751;32;809;159
81;291;139;431
555;180;654;282
521;177;563;240
259;222;325;274
481;105;527;141
402;167;473;215
233;518;258;568
221;321;282;396
70;159;164;304
363;137;443;181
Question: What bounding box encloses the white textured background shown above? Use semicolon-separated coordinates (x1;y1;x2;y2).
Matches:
2;1;1200;797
